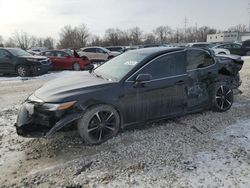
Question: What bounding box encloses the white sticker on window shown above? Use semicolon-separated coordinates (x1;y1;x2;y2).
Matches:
124;61;138;66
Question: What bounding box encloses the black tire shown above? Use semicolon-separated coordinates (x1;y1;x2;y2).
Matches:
209;82;233;112
17;65;30;77
72;62;81;71
77;105;120;145
107;56;114;60
218;52;226;55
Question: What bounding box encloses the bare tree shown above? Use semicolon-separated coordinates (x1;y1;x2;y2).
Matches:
4;38;16;47
228;24;247;32
0;35;3;47
76;24;89;47
57;24;89;49
103;28;121;46
153;26;172;44
11;31;40;49
89;35;102;46
129;27;143;45
143;33;157;44
43;37;54;49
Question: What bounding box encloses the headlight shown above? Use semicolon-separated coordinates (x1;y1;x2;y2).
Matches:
26;58;39;62
43;101;76;111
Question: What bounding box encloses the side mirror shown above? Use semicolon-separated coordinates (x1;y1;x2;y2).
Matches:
135;74;152;82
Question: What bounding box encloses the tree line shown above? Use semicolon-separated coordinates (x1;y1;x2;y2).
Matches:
0;24;247;50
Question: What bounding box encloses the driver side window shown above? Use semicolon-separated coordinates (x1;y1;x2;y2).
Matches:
0;50;9;58
134;51;186;80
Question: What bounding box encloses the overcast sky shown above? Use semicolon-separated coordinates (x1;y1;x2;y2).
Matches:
0;0;249;39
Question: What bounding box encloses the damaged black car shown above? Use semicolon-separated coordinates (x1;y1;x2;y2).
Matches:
15;47;244;145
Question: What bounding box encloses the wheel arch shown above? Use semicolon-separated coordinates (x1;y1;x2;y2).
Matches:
82;102;124;127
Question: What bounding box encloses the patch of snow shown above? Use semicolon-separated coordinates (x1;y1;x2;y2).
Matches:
0;71;80;84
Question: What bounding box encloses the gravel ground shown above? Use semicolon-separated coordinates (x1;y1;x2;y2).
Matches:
0;60;250;188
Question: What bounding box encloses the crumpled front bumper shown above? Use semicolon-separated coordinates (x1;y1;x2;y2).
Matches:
15;102;82;138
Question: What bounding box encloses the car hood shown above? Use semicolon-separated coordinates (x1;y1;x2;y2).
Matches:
33;72;112;103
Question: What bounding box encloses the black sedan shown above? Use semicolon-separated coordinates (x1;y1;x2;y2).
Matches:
15;47;244;144
0;48;52;77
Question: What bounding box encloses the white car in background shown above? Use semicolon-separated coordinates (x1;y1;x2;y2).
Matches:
187;42;230;55
78;47;120;63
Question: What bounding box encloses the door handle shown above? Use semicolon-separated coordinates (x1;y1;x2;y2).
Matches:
175;80;185;85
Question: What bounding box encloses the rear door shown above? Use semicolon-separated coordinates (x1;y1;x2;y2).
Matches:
82;48;96;60
186;49;217;111
0;49;14;73
122;51;188;124
96;48;109;61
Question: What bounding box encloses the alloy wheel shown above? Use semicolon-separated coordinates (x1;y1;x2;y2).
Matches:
17;66;26;77
215;85;233;110
73;63;81;71
87;111;117;142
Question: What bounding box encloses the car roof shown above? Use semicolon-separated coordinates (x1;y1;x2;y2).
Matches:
127;47;185;56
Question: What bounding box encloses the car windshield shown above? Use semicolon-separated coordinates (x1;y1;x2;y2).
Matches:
8;48;32;57
93;51;147;81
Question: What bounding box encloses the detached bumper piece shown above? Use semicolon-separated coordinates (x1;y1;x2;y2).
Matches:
15;102;82;138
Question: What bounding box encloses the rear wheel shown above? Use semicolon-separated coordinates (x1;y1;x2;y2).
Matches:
17;65;30;77
72;62;81;71
107;56;114;60
209;83;233;112
77;105;120;145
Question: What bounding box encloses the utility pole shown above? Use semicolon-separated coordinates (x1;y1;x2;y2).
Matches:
184;16;188;42
248;0;250;32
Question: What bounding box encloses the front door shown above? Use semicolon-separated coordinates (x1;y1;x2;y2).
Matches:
0;49;14;73
121;51;188;125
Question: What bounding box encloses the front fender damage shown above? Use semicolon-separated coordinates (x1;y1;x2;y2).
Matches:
15;103;83;138
45;113;82;137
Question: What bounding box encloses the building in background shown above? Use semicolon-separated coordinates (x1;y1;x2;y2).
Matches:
207;32;250;43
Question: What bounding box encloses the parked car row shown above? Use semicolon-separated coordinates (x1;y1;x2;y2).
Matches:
1;39;249;77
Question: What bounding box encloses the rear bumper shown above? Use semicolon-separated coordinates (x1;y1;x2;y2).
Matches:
15;102;82;138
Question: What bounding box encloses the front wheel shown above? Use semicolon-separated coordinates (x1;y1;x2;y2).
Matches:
209;83;233;112
17;65;30;77
72;63;81;71
77;105;120;145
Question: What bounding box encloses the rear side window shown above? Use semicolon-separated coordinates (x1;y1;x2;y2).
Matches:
186;49;214;71
83;48;96;53
137;51;186;79
55;51;68;57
